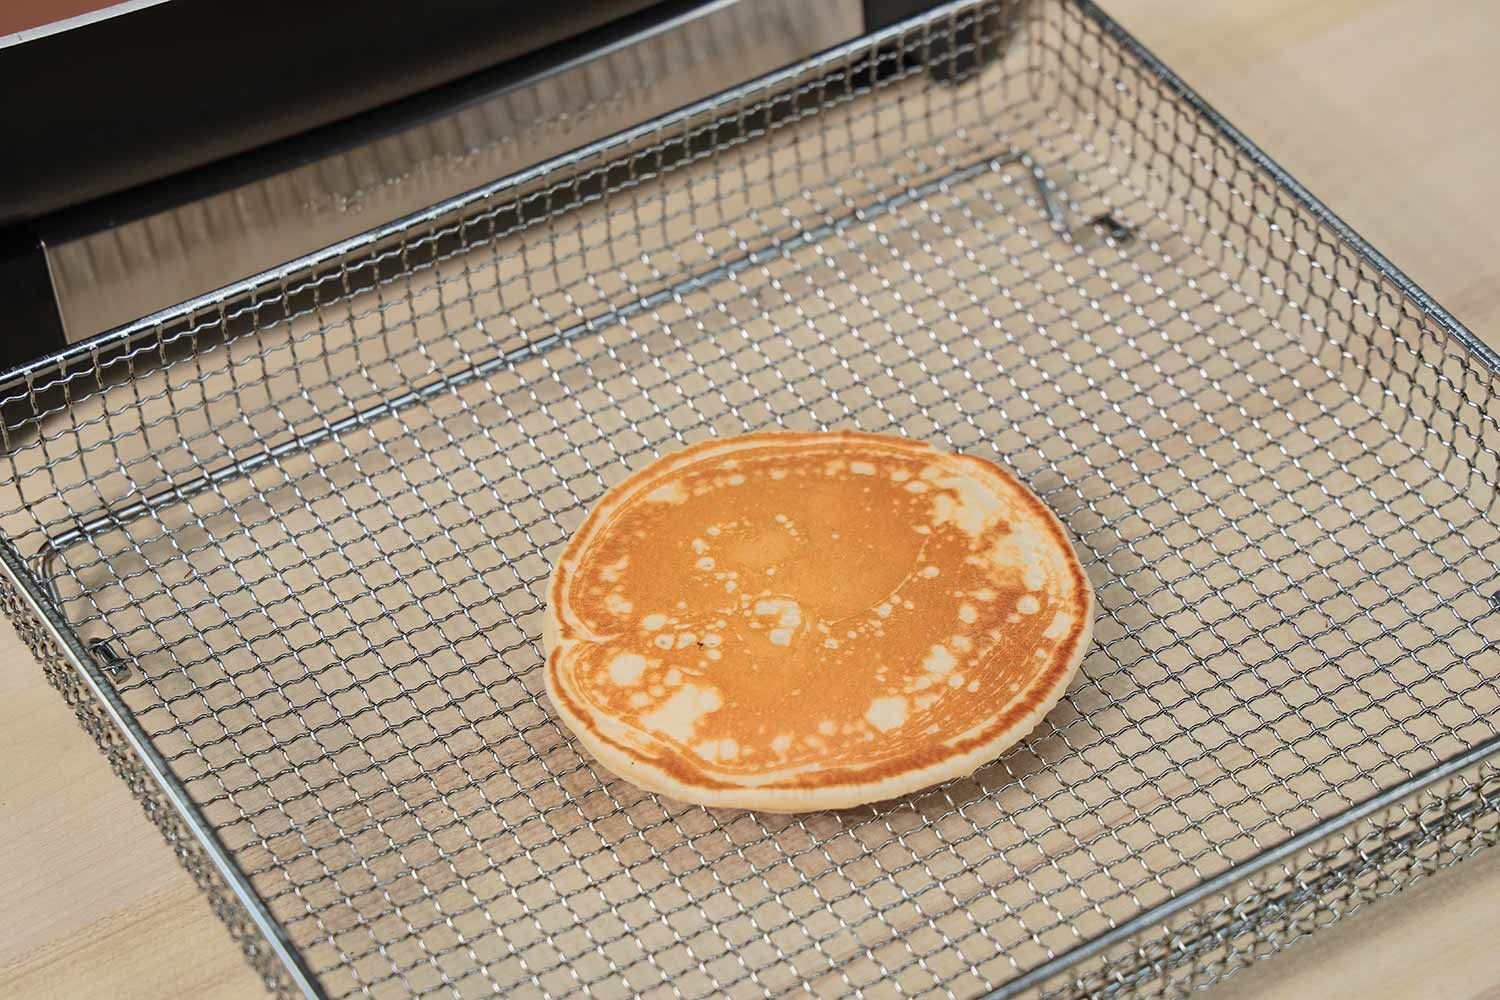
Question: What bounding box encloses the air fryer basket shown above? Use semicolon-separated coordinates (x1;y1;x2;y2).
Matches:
1;2;1496;997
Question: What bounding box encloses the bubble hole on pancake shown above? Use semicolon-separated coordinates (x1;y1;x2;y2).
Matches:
543;431;1094;812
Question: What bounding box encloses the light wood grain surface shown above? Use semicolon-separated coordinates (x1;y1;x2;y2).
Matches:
3;1;1498;997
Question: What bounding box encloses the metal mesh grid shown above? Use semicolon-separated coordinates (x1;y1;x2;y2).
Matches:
1;1;1497;997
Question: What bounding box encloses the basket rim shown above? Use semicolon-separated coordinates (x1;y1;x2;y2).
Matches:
2;2;1495;998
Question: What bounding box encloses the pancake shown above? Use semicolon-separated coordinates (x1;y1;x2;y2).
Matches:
543;431;1094;812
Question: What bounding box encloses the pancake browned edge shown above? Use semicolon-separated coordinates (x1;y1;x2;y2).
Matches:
543;431;1094;812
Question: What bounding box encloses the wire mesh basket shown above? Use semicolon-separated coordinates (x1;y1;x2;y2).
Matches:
2;1;1497;997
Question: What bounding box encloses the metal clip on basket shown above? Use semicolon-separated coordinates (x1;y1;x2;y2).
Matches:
0;1;1495;997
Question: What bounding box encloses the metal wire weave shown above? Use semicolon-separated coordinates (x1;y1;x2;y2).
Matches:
1;2;1497;997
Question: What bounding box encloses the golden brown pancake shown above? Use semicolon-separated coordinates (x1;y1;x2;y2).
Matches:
544;431;1093;812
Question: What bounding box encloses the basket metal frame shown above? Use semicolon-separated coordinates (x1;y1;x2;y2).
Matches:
1;1;1496;997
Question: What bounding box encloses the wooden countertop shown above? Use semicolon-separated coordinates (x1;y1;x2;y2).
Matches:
2;1;1497;997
